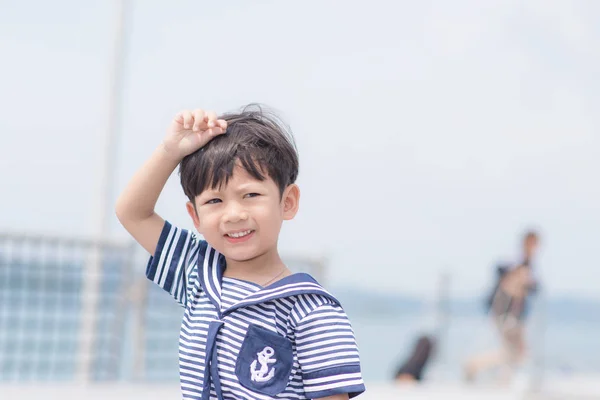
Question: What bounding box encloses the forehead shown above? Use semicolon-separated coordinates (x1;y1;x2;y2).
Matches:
228;165;266;184
204;164;275;193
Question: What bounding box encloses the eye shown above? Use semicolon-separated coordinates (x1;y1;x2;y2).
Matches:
205;198;222;205
244;193;260;199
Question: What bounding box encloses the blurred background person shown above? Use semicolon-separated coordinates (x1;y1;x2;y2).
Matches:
464;231;541;384
393;335;436;384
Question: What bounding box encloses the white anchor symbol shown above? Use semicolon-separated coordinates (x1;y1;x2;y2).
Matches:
250;346;276;382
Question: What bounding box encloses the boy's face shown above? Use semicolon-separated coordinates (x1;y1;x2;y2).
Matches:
186;165;299;262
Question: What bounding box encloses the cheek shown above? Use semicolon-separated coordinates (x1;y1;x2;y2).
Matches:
252;203;283;229
197;212;220;232
258;200;283;219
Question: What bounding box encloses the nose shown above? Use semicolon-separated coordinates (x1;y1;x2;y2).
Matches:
223;200;249;224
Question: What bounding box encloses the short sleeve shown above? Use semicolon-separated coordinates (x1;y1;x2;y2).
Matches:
295;303;365;398
146;221;205;307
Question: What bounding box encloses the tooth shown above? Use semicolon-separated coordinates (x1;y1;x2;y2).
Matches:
228;230;252;238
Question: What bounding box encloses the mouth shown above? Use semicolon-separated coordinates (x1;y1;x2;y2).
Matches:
224;229;255;243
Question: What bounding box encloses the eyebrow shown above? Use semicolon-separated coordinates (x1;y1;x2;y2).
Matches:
199;181;266;197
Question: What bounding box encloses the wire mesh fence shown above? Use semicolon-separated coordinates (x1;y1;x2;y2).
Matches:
0;232;326;383
0;233;135;381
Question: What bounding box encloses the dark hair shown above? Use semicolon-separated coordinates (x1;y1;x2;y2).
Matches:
179;104;299;203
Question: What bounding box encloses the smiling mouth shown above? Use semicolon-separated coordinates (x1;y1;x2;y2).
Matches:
225;230;254;238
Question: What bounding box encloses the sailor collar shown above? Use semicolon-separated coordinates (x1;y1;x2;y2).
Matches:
198;246;340;319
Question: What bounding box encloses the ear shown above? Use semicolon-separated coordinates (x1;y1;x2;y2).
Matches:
186;201;201;232
282;184;300;221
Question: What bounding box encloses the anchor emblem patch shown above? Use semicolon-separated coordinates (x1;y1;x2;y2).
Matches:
236;324;293;395
250;346;276;382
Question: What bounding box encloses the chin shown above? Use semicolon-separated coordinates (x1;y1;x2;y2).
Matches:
223;249;263;262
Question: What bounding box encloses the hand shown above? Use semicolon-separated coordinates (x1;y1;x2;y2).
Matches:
162;109;227;159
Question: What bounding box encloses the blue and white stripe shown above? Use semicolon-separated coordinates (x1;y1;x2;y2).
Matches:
146;221;365;399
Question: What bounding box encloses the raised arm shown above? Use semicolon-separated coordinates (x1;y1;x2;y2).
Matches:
115;109;226;254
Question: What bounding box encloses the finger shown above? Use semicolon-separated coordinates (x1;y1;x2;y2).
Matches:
192;109;206;131
173;110;187;126
217;119;228;130
206;127;226;137
206;111;218;128
181;110;193;130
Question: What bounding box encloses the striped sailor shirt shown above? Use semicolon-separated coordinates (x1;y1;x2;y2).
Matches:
146;221;365;400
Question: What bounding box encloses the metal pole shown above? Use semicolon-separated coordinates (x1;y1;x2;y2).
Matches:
77;0;130;381
132;263;149;381
433;271;451;378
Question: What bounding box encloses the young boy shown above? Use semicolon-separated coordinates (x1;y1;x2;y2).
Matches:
116;106;365;400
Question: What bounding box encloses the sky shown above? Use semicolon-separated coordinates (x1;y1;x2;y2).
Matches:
1;0;599;300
